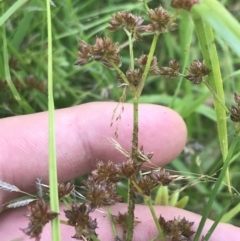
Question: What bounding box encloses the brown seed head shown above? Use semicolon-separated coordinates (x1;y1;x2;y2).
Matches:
21;198;58;240
160;59;180;78
158;215;195;240
108;12;147;40
126;68;143;87
84;176;121;209
147;6;177;34
113;212;140;229
185;60;211;84
92;37;122;68
75;40;93;66
171;0;201;11
58;181;75;200
116;159;142;178
151;168;174;186
234;92;240;105
135;175;157;196
136;54;160;75
92;161;120;183
229;105;240;122
64;203;98;240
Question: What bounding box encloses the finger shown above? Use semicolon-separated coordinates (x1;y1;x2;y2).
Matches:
0;102;187;208
0;204;238;241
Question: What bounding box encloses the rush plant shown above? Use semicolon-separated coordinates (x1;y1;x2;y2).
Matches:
1;0;240;241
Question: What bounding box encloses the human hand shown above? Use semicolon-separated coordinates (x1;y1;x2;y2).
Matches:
0;102;239;240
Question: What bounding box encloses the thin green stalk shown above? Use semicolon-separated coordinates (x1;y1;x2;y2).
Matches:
110;60;130;86
143;0;150;12
145;196;166;241
202;80;229;113
192;0;240;56
221;202;240;223
191;10;231;193
138;34;159;96
46;0;61;240
204;198;232;241
132;94;139;157
126;30;134;70
193;136;239;241
0;0;29;27
107;208;119;240
169;11;193;108
126;181;135;241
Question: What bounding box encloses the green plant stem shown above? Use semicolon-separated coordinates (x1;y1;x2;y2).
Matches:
0;0;29;27
107;208;119;240
132;94;139;157
138;34;159;96
46;0;61;240
203;80;229;113
145;196;166;241
191;10;231;193
126;30;134;70
221;202;240;223
126;181;135;241
143;0;150;12
204;198;232;241
193;136;239;241
110;60;130;86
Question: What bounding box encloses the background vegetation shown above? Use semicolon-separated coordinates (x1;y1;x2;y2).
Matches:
1;0;240;230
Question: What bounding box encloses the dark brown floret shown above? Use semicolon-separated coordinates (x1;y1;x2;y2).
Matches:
58;181;75;200
185;60;211;84
229;105;240;122
84;176;121;209
108;11;147;40
147;6;177;34
151;168;174;186
21;198;58;240
126;68;143;87
64;203;98;240
136;54;160;76
171;0;200;11
160;60;180;78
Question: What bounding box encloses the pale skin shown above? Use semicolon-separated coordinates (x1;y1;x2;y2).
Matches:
0;102;239;240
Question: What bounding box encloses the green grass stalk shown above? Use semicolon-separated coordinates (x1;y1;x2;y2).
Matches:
193;136;239;241
139;34;159;96
46;0;61;240
204;198;232;241
191;9;231;193
145;196;166;241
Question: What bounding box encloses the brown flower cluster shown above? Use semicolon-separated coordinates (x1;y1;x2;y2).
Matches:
185;60;211;84
84;174;122;210
64;203;98;240
0;76;46;93
21;198;58;241
58;181;75;200
136;54;160;76
147;6;177;34
108;11;147;40
113;212;140;230
135;168;175;196
159;215;195;241
160;60;180;78
171;0;200;11
229;92;240;122
126;68;143;87
76;37;121;69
